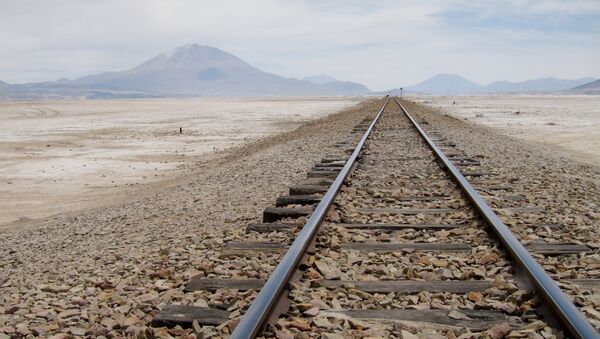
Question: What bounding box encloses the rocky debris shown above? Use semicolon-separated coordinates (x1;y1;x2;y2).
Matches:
0;100;380;337
486;322;512;338
404;99;600;329
268;100;569;338
2;97;597;337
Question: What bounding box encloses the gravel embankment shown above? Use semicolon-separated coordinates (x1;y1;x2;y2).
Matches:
269;100;558;338
2;97;598;338
0;99;380;338
404;100;600;328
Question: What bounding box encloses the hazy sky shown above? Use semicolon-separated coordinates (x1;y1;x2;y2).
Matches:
1;0;599;90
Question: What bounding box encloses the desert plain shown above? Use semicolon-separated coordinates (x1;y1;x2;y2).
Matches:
1;95;599;228
0;97;361;227
414;94;600;165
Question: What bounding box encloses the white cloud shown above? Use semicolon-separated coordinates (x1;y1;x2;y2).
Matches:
0;0;598;90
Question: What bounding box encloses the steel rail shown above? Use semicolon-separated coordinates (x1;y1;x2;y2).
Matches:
230;99;390;338
395;98;599;339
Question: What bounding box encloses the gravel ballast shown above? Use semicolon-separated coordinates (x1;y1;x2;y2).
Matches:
1;98;599;338
0;100;379;338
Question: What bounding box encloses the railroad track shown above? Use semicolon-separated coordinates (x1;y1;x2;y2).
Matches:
152;98;599;338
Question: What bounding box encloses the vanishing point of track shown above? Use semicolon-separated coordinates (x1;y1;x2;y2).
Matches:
153;98;599;338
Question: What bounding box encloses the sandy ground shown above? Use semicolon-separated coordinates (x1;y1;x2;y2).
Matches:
0;97;361;227
412;95;600;165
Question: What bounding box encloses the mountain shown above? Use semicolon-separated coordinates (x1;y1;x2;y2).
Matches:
571;79;600;93
401;73;597;95
301;74;369;94
486;77;594;92
72;44;369;96
303;74;338;84
0;44;370;99
0;82;158;100
320;81;369;95
406;74;484;95
0;80;9;87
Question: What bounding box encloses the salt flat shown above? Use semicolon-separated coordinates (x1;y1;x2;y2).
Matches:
414;95;600;165
0;97;361;226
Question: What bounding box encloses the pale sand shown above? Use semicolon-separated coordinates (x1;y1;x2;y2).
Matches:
0;97;362;226
412;95;600;165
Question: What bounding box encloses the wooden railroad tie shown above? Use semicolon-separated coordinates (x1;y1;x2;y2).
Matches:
356;207;458;215
263;206;313;222
307;170;339;178
276;194;322;206
327;309;517;331
245;222;298;233
289;184;329;195
152;306;228;328
314;161;346;168
153;301;520;330
153;276;600;328
218;240;591;256
332;222;468;230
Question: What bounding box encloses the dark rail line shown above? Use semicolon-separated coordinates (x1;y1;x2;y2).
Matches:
230;99;390;338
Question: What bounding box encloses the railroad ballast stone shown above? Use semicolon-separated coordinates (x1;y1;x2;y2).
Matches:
0;99;380;338
2;97;599;337
268;99;575;338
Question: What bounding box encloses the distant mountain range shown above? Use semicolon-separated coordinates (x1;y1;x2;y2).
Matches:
405;74;482;95
387;73;598;95
572;79;600;93
302;74;339;85
1;45;598;99
0;44;370;99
